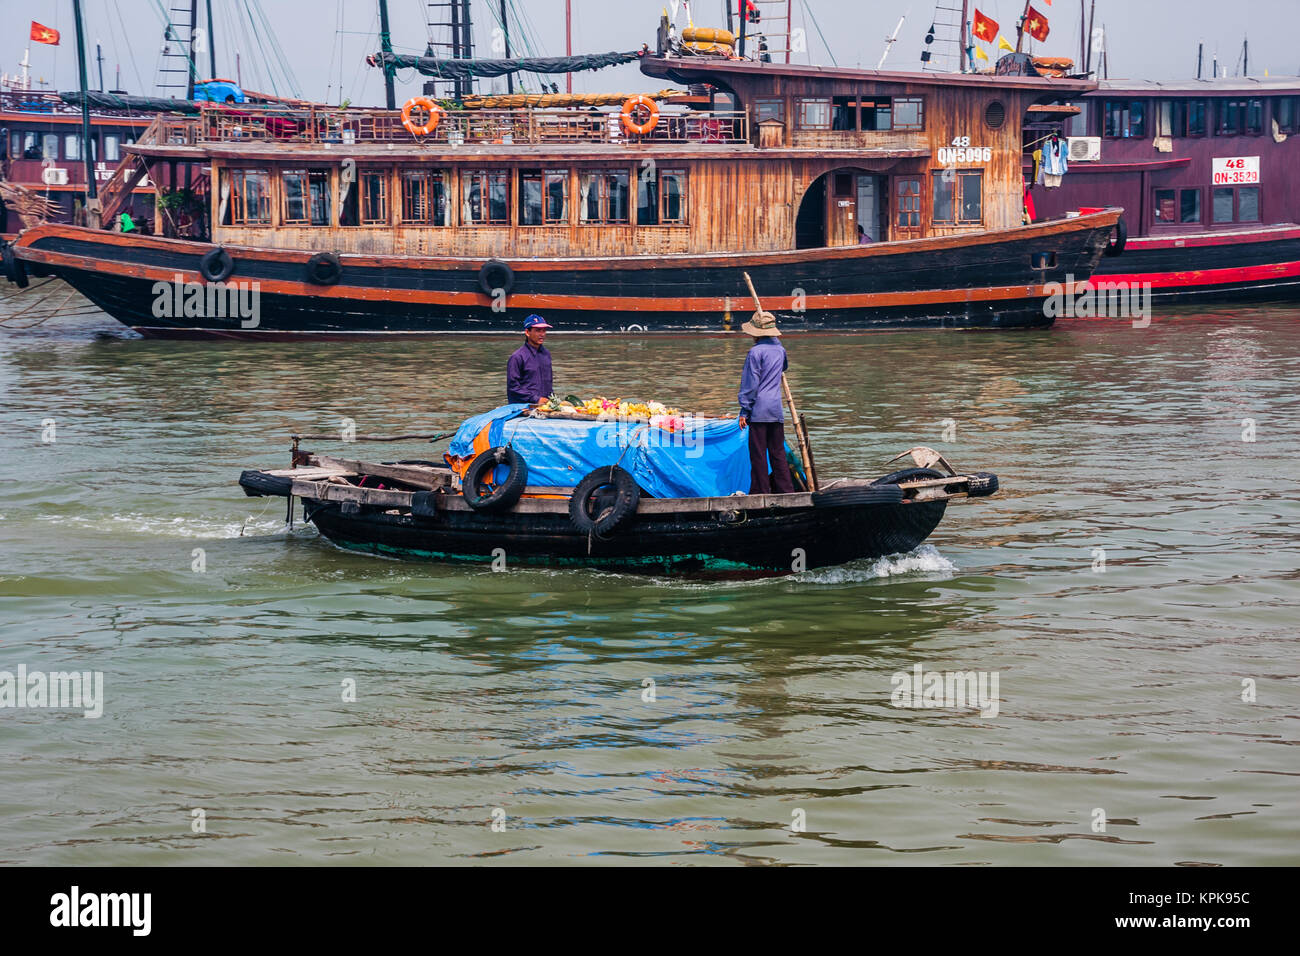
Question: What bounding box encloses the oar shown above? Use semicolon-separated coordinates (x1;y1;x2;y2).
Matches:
741;272;818;492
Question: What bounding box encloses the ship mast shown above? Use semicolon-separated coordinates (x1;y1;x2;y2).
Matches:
71;0;98;217
378;0;396;109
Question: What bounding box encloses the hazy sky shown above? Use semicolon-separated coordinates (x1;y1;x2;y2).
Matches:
3;0;1296;104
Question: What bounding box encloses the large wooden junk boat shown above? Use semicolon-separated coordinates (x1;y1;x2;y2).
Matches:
1;20;1123;336
1032;77;1300;304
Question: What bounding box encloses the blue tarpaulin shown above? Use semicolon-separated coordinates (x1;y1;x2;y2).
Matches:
447;405;752;498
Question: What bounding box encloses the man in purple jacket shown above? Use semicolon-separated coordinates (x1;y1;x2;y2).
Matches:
506;314;554;404
736;310;795;494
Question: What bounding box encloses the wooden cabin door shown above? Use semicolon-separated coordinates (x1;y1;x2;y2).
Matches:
826;171;859;247
893;177;924;240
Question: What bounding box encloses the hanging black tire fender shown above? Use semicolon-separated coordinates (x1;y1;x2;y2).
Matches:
463;446;528;513
479;258;514;296
871;467;947;487
1103;217;1127;257
198;246;235;283
965;472;1000;497
238;470;292;498
569;466;641;535
305;252;342;285
810;484;905;508
3;241;30;288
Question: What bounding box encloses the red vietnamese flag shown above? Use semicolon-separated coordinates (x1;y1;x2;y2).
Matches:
1024;6;1051;42
30;21;61;45
972;9;999;44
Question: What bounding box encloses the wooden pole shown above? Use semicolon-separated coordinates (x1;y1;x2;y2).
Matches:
565;0;573;93
741;272;817;492
1015;0;1031;53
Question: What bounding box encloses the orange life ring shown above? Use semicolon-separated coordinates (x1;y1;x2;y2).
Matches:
620;95;659;137
401;96;444;136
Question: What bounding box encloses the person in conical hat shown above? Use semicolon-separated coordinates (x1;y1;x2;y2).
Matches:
736;310;794;494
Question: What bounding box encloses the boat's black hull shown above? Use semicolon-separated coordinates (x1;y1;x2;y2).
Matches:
11;214;1121;336
1087;227;1300;305
303;496;949;574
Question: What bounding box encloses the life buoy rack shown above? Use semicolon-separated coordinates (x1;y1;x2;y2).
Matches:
401;96;444;137
620;95;660;137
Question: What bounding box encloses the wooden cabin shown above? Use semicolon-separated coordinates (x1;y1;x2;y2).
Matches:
112;56;1092;259
0;89;154;230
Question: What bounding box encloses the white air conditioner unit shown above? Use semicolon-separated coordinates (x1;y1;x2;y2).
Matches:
42;167;69;186
1068;136;1101;162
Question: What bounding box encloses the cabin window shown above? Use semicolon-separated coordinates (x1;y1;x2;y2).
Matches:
861;98;893;131
63;134;82;161
463;170;509;225
1216;99;1262;135
795;98;831;130
895;178;922;229
578;169;630;224
1153;188;1201;225
103;134;121;162
893;97;924;131
637;168;686;225
340;169;387;226
1214;185;1261;223
282;169;331;226
222;169;272;225
1103;100;1145;138
519;169;568;226
831;97;857;131
1275;97;1297;133
754;97;785;124
401;170;449;225
42;133;59;161
1239;186;1260;221
361;171;389;224
1246;98;1264;134
1159;99;1207;137
14;131;37;159
931;170;982;225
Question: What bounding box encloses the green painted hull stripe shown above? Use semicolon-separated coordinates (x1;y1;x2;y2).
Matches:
329;537;763;571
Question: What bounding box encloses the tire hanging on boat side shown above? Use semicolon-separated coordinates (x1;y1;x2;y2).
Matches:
569;466;640;536
463;446;528;513
1;241;28;288
198;246;235;283
479;258;514;296
1103;217;1127;257
305;252;343;285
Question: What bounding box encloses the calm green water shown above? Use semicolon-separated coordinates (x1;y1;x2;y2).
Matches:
2;292;1298;865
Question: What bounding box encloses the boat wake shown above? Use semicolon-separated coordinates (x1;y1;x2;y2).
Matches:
797;544;959;584
35;511;289;540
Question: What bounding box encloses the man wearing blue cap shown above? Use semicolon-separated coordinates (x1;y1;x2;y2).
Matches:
507;314;554;405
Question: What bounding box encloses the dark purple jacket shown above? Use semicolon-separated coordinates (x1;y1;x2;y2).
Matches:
506;341;553;404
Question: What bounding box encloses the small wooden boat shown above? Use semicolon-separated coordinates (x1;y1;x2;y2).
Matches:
238;446;999;575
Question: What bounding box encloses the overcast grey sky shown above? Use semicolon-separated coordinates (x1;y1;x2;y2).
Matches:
3;0;1297;103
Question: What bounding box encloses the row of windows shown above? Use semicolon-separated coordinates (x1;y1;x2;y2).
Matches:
7;130;132;163
220;166;687;228
1101;96;1299;138
891;171;985;228
1153;185;1261;225
759;95;925;132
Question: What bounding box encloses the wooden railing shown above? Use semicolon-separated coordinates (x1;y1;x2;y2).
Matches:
190;105;749;147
